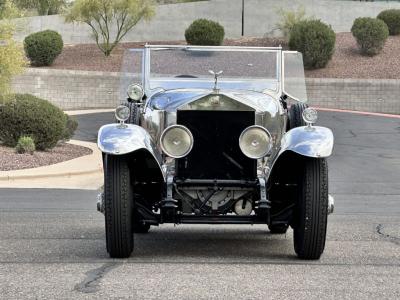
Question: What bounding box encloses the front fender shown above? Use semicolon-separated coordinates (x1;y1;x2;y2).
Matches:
279;126;334;158
97;123;163;164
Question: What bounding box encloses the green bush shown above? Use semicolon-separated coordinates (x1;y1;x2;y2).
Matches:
62;114;78;141
377;9;400;35
289;19;335;70
351;17;389;56
24;30;63;66
185;19;225;46
15;136;35;154
0;94;67;150
275;6;307;39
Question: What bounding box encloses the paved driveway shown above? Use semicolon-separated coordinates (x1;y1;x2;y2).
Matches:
73;112;114;142
0;111;399;299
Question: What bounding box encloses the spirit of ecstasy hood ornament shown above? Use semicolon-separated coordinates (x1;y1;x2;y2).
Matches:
209;70;223;93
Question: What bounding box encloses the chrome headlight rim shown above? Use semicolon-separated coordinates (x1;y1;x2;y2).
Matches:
127;83;144;102
115;105;130;122
160;124;194;159
239;125;273;159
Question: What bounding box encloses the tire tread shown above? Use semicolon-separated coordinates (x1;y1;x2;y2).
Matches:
294;158;328;259
104;155;134;258
289;102;308;129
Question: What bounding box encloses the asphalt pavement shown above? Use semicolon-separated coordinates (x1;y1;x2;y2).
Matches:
72;112;114;142
0;111;399;299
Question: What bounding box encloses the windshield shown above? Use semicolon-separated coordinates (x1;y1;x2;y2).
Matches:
148;47;279;93
119;46;308;103
283;51;308;102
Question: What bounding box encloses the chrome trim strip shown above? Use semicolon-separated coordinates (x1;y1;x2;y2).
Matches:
145;45;283;51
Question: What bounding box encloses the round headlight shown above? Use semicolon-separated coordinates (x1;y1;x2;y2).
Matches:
302;107;318;124
127;84;144;101
160;125;193;158
239;126;272;159
115;105;130;122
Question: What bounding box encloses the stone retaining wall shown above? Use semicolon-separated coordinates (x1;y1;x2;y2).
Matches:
12;68;400;114
306;78;400;114
12;69;121;110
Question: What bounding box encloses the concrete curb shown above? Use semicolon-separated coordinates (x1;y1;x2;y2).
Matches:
65;109;114;116
0;140;102;182
0;168;102;181
314;107;400;119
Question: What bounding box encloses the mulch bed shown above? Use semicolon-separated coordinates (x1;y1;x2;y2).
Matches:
40;33;400;79
0;143;93;171
306;33;400;79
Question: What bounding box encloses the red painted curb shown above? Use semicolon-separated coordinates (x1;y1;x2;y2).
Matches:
313;107;400;119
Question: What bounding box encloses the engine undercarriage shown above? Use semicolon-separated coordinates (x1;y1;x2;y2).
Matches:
176;185;254;216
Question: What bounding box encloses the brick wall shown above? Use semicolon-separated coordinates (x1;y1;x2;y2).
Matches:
12;69;121;110
12;68;400;114
307;78;400;114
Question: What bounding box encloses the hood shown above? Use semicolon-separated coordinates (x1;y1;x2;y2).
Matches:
148;89;279;113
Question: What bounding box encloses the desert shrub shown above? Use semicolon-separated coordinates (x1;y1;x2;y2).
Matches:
351;17;389;56
15;136;35;154
275;6;307;39
0;94;67;150
62;114;78;141
0;23;26;96
24;30;63;66
185;19;225;46
66;0;155;56
289;19;335;70
0;0;20;19
377;9;400;35
14;0;67;15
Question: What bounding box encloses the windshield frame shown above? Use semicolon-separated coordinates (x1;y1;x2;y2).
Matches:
142;45;283;95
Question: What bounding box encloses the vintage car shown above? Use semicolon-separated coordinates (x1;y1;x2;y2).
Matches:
97;45;334;259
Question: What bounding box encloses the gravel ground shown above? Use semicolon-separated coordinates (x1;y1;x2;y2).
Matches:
307;32;400;79
41;33;400;79
0;143;92;171
44;37;287;73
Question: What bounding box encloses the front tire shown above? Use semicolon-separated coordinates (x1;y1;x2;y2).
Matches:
104;155;134;258
127;102;140;125
293;158;328;260
288;102;308;129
